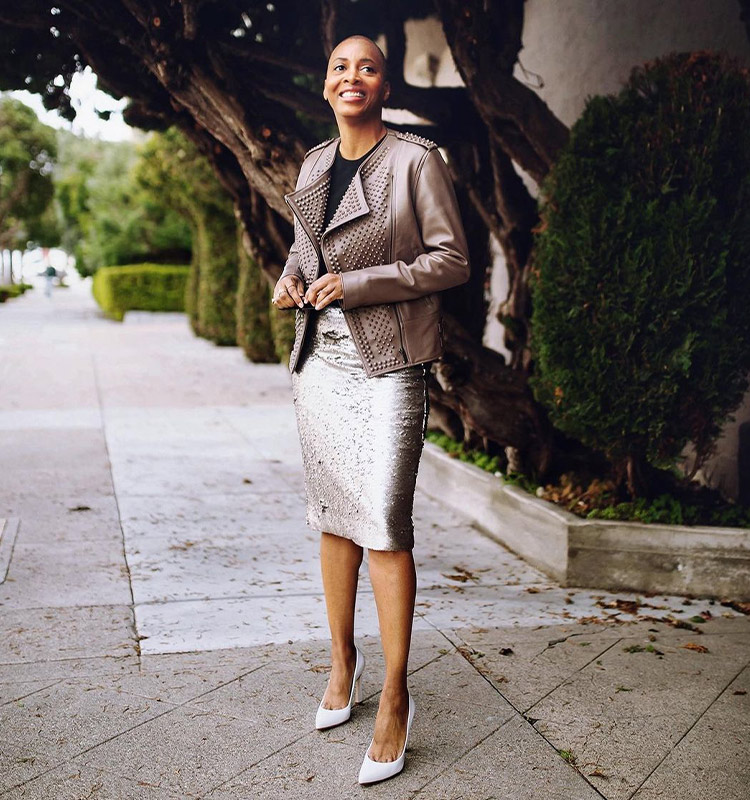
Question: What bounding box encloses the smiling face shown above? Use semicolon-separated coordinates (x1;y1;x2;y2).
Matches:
323;36;390;123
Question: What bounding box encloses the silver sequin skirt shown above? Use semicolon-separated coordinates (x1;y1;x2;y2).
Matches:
291;304;428;551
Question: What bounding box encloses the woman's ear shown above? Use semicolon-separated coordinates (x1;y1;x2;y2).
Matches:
383;81;391;103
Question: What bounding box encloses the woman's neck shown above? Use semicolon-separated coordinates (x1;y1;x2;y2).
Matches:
337;119;387;160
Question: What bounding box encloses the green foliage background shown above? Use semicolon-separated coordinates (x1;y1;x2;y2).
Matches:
54;130;191;277
0;96;58;252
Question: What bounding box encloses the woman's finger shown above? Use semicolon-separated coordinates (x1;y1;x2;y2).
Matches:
316;277;343;308
273;281;294;309
286;278;305;308
315;287;333;309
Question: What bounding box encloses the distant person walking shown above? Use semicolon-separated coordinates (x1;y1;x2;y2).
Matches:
272;35;470;784
44;265;56;298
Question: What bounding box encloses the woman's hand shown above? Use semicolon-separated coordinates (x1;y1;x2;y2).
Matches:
272;275;305;309
305;273;343;310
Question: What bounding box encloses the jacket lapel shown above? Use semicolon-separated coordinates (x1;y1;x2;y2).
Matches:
322;170;370;237
286;134;389;244
284;144;335;246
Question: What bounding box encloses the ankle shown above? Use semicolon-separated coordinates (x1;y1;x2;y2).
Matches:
379;681;408;703
330;641;357;665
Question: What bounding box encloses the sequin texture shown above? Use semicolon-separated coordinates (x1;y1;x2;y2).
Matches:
291;305;428;551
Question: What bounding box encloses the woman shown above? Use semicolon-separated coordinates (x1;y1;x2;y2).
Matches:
272;34;470;784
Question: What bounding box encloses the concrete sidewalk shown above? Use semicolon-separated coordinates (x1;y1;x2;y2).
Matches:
0;277;747;799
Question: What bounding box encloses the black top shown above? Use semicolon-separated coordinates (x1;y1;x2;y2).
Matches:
314;133;387;284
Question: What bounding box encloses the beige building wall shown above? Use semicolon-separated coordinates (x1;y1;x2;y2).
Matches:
389;3;750;499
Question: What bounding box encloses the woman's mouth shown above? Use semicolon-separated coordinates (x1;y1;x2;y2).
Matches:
340;90;366;101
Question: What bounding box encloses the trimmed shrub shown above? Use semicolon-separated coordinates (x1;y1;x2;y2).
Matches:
529;51;750;494
92;263;190;321
194;205;237;346
236;227;277;362
0;283;32;302
185;242;201;336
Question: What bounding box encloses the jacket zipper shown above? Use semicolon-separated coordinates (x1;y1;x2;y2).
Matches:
389;174;408;363
395;305;408;363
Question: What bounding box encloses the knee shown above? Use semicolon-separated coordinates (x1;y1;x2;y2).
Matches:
368;547;414;565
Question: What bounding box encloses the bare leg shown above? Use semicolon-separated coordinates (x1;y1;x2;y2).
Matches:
320;530;363;709
367;548;416;761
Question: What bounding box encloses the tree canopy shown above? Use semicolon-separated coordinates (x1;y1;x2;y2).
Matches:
0;96;58;251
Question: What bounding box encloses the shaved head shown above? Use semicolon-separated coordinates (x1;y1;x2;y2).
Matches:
329;35;388;81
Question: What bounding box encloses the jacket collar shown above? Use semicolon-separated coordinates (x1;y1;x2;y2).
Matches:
285;128;394;243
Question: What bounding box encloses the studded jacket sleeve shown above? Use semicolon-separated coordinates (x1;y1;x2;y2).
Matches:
280;238;303;283
339;147;470;310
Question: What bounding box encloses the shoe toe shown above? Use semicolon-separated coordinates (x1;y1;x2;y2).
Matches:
315;703;351;730
358;753;404;784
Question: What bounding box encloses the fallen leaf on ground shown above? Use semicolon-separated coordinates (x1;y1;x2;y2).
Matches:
682;642;710;653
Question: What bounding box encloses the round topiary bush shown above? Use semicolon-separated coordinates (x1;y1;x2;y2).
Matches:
529;51;750;496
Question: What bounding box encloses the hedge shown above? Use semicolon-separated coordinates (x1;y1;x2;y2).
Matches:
92;263;190;321
0;283;32;302
236;227;277;361
529;51;750;495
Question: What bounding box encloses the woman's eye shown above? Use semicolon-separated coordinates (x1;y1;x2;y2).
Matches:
332;64;375;72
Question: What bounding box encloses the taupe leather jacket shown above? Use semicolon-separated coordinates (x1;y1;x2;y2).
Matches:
281;127;470;377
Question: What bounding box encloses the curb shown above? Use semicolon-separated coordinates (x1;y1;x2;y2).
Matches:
416;442;750;600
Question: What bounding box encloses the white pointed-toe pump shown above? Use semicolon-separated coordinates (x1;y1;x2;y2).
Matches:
358;692;416;785
315;644;366;730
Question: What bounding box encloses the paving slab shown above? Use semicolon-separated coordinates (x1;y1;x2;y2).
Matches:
0;679;61;708
0;656;139;684
7;763;187;799
109;451;294;498
0;681;173;794
0;407;102;431
218;404;311;463
413;713;603;800
178;637;446;727
631;662;750;800
117;491;303;540
446;622;625;711
0;604;135;664
0;494;122;546
1;539;131;609
0;429;113;496
414;582;702;631
202;731;440;799
74;654;272;706
134;588;436;655
524;627;750;799
0;737;61;796
75;703;296;797
0;351;99;410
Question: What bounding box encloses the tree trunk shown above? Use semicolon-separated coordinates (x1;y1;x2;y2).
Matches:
0;0;578;479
